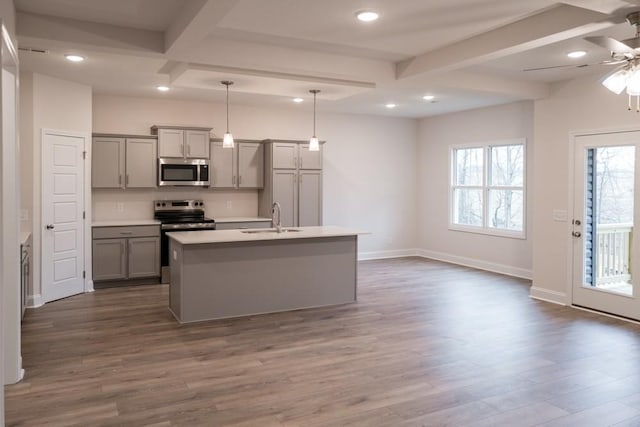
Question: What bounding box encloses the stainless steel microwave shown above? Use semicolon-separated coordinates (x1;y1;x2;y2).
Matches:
158;158;210;187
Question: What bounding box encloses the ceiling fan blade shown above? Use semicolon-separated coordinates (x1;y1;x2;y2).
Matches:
523;63;590;71
584;36;635;54
522;59;628;72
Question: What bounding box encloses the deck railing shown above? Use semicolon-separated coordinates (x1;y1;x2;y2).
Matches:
595;223;632;284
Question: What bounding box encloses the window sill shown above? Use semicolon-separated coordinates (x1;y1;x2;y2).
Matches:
448;224;526;240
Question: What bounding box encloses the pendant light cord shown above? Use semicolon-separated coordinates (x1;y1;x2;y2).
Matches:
313;91;316;137
226;83;230;132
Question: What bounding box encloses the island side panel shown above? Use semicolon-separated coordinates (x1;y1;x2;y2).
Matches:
178;236;357;323
168;239;183;320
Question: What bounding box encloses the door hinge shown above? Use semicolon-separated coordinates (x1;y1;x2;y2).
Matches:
83;211;86;219
83;271;86;279
82;151;87;159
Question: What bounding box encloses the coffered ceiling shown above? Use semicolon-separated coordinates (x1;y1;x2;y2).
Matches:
13;0;640;117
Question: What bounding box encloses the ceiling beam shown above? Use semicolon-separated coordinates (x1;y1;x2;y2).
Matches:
164;0;239;56
16;12;164;55
396;4;614;80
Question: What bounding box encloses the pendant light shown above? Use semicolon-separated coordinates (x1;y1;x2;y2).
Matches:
309;89;320;151
221;80;234;148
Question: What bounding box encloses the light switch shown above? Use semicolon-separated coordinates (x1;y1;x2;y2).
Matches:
173;250;177;260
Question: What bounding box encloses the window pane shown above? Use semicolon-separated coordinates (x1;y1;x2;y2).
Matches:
491;145;523;186
455;148;483;186
488;189;523;231
595;146;634;225
453;188;483;226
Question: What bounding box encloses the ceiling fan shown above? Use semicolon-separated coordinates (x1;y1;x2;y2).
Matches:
524;11;640;110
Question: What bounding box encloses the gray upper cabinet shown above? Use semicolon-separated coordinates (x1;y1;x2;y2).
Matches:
299;143;323;169
92;136;157;189
258;140;323;227
210;141;234;187
272;142;298;169
237;143;264;188
153;126;211;159
210;140;264;189
126;138;157;188
92;137;125;188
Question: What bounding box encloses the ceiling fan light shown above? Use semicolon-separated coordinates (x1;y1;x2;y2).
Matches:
603;69;630;94
626;70;640;96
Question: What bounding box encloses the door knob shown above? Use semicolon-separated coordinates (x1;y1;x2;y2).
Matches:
46;224;55;230
572;231;581;237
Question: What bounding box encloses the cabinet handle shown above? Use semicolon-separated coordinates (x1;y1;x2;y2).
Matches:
232;176;236;185
180;144;184;156
118;175;122;185
293;156;297;168
187;145;191;156
238;175;242;185
120;231;133;235
299;157;302;168
126;174;129;185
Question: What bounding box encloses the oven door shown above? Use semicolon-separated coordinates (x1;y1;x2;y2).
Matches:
158;159;209;186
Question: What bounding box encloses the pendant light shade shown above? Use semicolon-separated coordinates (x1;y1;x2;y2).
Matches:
309;89;320;151
221;80;234;148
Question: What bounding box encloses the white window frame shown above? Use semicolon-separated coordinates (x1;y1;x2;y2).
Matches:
449;138;526;239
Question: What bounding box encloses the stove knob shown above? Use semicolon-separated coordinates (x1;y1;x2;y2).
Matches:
156;202;160;207
162;202;166;207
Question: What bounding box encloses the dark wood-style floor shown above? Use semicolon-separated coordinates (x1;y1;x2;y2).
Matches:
6;257;640;426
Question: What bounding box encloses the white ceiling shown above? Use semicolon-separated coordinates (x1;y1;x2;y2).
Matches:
13;0;640;117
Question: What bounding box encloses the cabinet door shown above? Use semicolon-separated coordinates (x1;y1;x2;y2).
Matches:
92;238;126;281
126;138;157;188
210;141;235;188
273;170;298;227
299;170;322;226
128;237;160;278
272;142;297;169
157;128;184;158
92;137;125;188
237;143;264;188
185;130;210;158
299;143;323;169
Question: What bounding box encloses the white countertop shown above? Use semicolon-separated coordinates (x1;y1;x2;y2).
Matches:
167;226;365;245
92;219;161;227
215;217;272;223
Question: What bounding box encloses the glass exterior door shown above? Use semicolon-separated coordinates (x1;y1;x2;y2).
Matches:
573;131;640;320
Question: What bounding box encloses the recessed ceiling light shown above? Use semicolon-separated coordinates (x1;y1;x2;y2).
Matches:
567;50;587;59
64;54;85;62
292;97;304;103
385;103;396;109
423;95;435;101
156;86;170;92
356;11;379;22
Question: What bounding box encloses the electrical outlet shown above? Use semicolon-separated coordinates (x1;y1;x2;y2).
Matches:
116;203;124;213
20;209;28;221
226;201;232;209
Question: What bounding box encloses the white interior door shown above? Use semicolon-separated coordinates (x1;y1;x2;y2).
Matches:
42;131;86;302
572;131;640;320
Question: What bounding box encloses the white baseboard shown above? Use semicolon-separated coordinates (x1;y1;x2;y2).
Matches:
529;286;567;305
358;249;419;261
85;280;95;293
27;293;44;308
416;249;533;280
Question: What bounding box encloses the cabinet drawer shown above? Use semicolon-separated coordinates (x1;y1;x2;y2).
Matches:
93;225;160;239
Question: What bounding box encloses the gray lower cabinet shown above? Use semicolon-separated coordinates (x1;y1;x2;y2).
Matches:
92;225;160;282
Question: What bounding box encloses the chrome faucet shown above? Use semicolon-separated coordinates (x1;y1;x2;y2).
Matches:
272;202;282;233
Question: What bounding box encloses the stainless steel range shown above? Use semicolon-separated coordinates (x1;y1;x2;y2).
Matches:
154;199;216;283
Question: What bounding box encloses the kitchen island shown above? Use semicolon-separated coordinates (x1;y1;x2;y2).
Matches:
167;226;361;323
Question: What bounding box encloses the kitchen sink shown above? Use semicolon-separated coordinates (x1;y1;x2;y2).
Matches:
241;228;302;234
